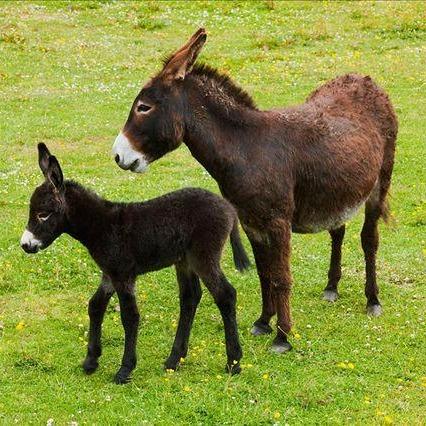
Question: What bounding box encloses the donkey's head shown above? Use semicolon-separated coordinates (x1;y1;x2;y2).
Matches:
112;28;207;173
21;144;67;253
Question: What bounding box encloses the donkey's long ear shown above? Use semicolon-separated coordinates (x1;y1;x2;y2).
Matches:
46;156;64;192
160;28;207;81
38;142;51;177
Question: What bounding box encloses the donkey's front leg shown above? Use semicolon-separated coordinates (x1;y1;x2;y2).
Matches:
83;273;115;374
249;238;276;336
248;220;293;353
269;220;293;353
114;281;140;384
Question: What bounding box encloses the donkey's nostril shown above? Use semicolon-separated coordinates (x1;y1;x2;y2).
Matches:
115;154;120;164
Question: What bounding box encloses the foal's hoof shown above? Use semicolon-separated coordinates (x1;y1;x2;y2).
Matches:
367;304;383;317
323;290;339;302
164;358;179;372
226;363;241;376
114;369;132;385
82;357;99;375
251;321;273;336
270;338;292;354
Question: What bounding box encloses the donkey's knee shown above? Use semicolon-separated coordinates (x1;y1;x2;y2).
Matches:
88;295;105;320
181;283;202;308
211;281;237;311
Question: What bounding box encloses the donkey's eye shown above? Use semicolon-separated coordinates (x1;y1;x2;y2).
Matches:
37;212;52;222
136;103;152;113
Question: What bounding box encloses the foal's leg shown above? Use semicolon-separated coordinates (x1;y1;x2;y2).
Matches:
164;264;202;371
249;238;276;336
83;273;115;374
361;203;382;316
114;281;140;384
323;225;345;302
201;270;242;374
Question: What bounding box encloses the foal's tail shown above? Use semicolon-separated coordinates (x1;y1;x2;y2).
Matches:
230;219;250;272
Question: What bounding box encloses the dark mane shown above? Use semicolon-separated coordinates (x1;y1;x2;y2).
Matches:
191;63;257;110
65;180;100;199
161;53;257;110
64;180;111;208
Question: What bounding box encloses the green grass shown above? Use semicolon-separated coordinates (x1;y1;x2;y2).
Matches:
0;1;425;424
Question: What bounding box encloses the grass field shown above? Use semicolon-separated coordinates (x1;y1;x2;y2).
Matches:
0;1;425;424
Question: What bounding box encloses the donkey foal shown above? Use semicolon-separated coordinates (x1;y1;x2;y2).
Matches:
21;143;244;384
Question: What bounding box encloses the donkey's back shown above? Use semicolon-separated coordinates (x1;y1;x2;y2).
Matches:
267;74;397;233
307;73;398;147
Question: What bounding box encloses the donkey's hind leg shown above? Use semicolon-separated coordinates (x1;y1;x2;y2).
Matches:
202;271;242;375
323;225;345;302
114;280;140;384
83;273;115;374
361;188;383;317
164;263;202;371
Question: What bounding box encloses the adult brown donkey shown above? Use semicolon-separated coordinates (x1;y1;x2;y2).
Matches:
112;29;397;353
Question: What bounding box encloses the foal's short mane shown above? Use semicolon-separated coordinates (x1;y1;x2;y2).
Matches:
191;63;257;110
65;180;108;206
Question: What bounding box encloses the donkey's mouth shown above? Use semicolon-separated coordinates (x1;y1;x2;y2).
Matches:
21;244;41;254
118;159;139;172
129;159;140;172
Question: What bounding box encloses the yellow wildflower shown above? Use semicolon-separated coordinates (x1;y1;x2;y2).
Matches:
16;321;25;331
273;411;281;419
183;386;191;392
383;415;393;425
262;373;269;379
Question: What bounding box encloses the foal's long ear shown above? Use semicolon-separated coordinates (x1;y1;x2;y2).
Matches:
160;28;207;81
38;142;52;177
46;156;64;192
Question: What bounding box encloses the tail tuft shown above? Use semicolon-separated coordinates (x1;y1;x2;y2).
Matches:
381;197;396;226
230;220;250;272
381;198;390;223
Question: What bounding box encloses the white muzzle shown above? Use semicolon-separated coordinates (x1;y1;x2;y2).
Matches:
112;132;149;173
20;229;42;252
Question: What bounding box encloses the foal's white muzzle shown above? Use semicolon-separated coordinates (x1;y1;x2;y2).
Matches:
20;229;42;253
112;132;149;173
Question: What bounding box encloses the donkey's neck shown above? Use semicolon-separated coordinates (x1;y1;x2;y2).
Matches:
64;181;111;250
183;76;262;180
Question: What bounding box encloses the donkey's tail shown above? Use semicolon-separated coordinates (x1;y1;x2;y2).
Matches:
230;219;250;272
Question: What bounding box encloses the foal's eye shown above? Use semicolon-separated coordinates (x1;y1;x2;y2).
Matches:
136;103;152;113
37;212;52;222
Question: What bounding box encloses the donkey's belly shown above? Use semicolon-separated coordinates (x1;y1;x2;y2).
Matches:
292;199;365;233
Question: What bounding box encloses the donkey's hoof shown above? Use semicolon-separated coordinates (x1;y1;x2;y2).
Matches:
270;337;292;354
323;290;339;302
164;358;179;371
226;362;241;376
82;358;99;375
367;304;382;317
114;369;132;385
251;321;273;336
